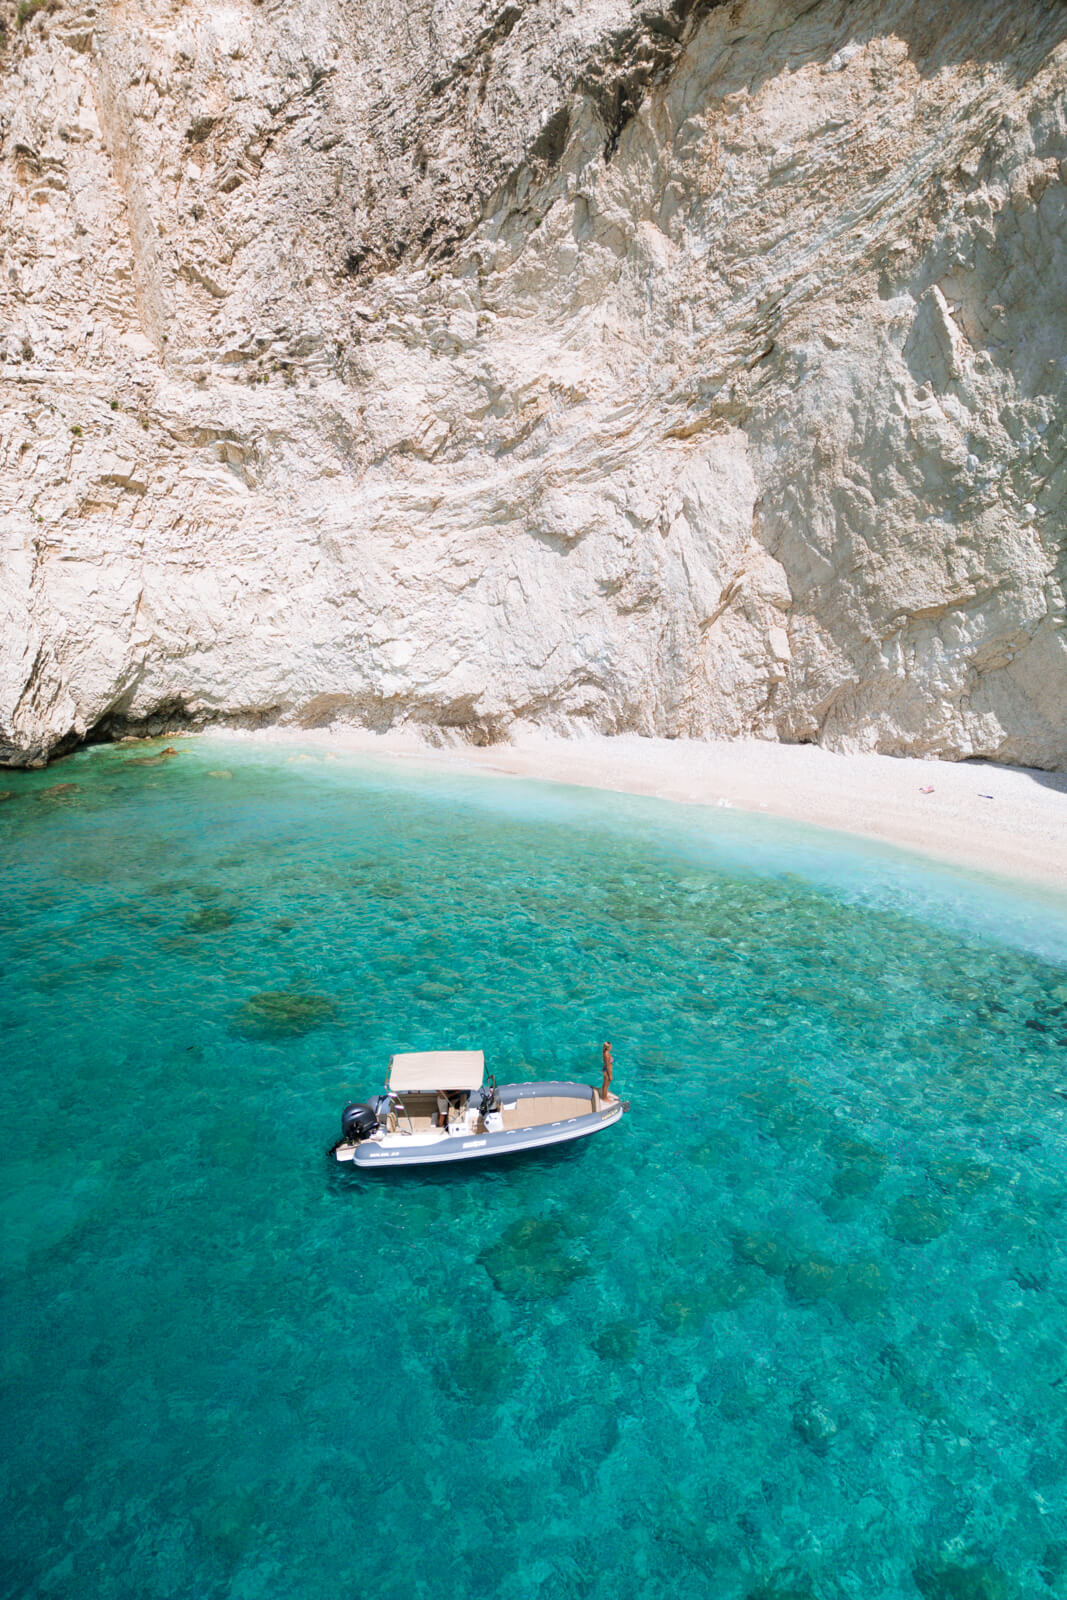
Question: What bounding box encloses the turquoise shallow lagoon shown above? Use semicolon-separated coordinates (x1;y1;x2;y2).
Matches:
2;737;1067;1600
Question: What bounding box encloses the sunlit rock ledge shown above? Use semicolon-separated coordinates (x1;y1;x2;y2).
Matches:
1;0;1065;769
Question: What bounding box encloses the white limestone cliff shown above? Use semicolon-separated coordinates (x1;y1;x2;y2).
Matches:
1;0;1064;766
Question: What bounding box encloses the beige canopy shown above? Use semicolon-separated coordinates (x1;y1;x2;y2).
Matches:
388;1050;485;1093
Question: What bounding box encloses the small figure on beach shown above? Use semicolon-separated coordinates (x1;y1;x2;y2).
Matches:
601;1041;614;1100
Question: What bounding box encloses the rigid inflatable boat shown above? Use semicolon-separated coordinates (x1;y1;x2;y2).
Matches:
332;1050;626;1169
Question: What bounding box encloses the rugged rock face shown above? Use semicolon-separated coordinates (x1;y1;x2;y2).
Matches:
1;0;1065;767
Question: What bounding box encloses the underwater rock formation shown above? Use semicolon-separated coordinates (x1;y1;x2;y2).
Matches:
184;905;234;932
479;1215;587;1299
886;1194;950;1245
1;0;1064;765
124;745;179;767
234;990;339;1037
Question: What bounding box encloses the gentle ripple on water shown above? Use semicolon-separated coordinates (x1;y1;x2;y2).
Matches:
2;739;1067;1600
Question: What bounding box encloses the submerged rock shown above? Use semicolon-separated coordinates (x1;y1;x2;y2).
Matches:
416;980;457;1000
234;990;339;1037
479;1216;586;1301
887;1195;950;1245
733;1230;790;1277
785;1255;887;1320
441;1331;516;1402
125;747;179;767
746;1571;818;1600
370;878;405;900
838;1261;888;1320
683;1131;741;1168
184;906;235;932
830;1164;883;1200
1038;1543;1067;1590
1009;1257;1048;1292
791;1393;839;1455
825;1134;885;1166
876;1342;952;1421
913;1555;1013;1600
734;1227;887;1316
784;1253;839;1303
195;1491;264;1564
591;1320;639;1362
826;1133;888;1199
928;1158;994;1199
39;783;80;800
656;1271;759;1331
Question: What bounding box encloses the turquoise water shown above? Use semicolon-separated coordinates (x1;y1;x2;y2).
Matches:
2;738;1067;1600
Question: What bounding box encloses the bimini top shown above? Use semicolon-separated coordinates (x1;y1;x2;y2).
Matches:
388;1050;485;1093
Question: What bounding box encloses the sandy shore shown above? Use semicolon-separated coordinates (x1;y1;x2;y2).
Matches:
236;727;1067;893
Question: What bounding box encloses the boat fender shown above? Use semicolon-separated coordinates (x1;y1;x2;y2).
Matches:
341;1102;379;1144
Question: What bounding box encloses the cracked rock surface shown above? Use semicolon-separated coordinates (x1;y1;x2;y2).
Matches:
1;0;1065;766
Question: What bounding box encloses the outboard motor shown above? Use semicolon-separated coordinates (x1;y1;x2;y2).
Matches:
340;1102;379;1144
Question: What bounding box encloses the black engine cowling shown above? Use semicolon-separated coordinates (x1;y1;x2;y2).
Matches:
341;1102;379;1143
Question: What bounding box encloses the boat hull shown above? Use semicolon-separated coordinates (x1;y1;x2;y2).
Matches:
336;1081;625;1169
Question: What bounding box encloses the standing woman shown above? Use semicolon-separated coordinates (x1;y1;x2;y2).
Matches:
601;1041;614;1099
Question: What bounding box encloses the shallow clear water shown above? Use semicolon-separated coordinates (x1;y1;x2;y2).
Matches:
2;738;1067;1600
